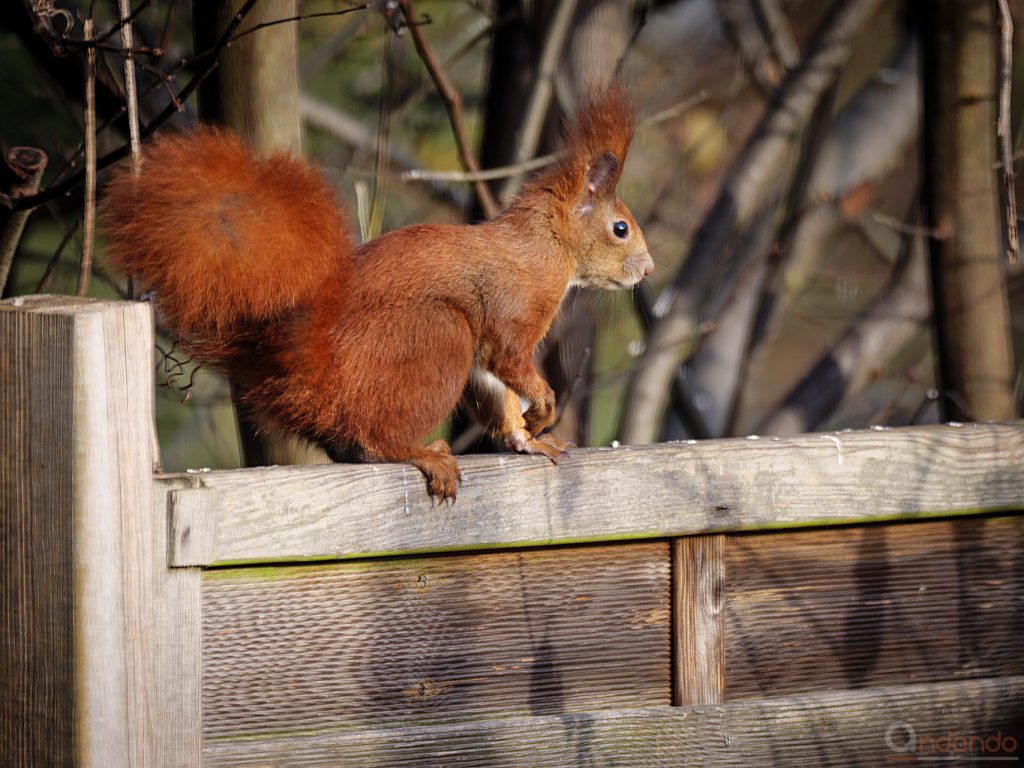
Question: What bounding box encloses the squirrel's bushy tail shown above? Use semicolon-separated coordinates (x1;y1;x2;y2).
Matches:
101;127;353;340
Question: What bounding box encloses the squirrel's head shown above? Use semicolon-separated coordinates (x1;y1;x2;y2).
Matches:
568;150;653;290
520;80;653;290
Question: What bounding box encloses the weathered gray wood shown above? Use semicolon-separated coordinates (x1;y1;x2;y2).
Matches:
673;535;725;705
202;675;1024;766
201;543;670;739
724;515;1024;699
0;296;202;767
166;421;1024;565
148;477;204;767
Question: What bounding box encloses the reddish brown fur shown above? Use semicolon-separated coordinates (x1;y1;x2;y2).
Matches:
522;81;635;211
100;82;651;501
101;128;352;340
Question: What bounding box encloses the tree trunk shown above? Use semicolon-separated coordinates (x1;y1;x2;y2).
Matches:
921;0;1017;421
194;0;328;465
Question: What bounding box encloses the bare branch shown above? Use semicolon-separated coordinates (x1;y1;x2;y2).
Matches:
78;18;96;297
0;148;48;295
116;0;142;173
228;4;369;46
397;0;500;218
398;153;559;183
97;0;156;44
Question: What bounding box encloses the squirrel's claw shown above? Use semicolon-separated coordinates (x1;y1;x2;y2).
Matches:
413;440;463;505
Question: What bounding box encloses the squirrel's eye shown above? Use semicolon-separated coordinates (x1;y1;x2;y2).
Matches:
613;220;629;239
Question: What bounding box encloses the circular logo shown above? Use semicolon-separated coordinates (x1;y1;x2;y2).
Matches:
886;722;917;754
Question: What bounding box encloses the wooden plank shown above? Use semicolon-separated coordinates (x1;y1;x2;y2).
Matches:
673;535;725;705
0;297;203;767
202;675;1024;766
724;516;1024;699
201;543;670;740
165;421;1024;565
1;307;75;766
146;477;204;767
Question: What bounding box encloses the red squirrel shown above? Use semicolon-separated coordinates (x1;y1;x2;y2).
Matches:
101;82;652;501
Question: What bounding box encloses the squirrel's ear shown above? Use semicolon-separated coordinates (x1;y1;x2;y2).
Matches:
576;151;619;214
585;151;619;200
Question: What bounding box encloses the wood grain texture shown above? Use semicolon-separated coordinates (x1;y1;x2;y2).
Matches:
1;306;75;766
166;422;1024;565
724;516;1024;699
201;543;670;743
202;676;1024;766
0;297;202;767
673;535;725;705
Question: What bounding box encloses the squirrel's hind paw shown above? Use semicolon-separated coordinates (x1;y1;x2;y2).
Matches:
507;431;574;464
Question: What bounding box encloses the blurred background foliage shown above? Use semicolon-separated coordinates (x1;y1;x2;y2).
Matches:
1;0;1021;472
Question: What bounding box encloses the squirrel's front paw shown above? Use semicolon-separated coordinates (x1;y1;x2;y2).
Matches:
523;385;556;435
411;440;463;504
507;430;574;464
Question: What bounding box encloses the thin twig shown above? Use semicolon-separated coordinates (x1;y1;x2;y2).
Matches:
387;11;496;125
97;0;156;44
397;0;500;218
639;91;710;128
229;5;370;46
79;18;96;297
59;39;162;56
399;153;559;182
369;22;395;240
117;0;142;172
62;5;369;56
870;210;944;239
116;0;158;468
996;0;1018;264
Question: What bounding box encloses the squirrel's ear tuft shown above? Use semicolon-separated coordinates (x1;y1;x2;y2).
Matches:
566;80;635;190
518;79;635;210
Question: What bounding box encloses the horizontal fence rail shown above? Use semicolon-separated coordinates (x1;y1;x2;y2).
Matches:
165;421;1024;566
201;675;1024;767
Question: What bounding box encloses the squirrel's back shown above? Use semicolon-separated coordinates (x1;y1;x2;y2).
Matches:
101;127;353;341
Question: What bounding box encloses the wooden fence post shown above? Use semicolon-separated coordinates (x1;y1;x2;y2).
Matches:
0;296;201;767
673;535;725;706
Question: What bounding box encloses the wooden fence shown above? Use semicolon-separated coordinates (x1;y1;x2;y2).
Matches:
2;296;1022;766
